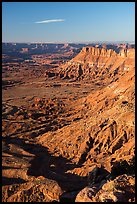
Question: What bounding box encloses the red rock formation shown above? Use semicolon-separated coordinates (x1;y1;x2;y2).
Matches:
58;46;135;82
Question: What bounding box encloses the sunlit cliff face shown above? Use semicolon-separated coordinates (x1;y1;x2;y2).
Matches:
58;46;135;82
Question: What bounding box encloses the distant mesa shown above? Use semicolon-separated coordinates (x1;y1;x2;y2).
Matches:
50;46;135;82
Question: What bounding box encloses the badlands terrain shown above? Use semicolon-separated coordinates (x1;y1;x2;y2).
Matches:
2;43;135;202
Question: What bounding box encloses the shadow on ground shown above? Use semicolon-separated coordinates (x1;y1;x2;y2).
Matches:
2;177;26;186
2;136;88;192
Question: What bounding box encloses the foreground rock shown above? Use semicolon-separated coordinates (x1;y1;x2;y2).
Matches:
75;174;135;202
2;176;63;202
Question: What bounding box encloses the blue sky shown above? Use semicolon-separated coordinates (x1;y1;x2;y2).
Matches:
2;2;135;43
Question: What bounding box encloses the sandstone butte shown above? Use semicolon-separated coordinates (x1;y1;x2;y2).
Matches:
2;46;135;202
58;46;135;82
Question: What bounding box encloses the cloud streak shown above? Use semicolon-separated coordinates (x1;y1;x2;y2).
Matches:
35;19;65;24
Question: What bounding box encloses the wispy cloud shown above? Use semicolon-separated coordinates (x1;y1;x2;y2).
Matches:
35;19;65;24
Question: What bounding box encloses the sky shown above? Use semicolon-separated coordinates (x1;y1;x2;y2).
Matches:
2;2;135;43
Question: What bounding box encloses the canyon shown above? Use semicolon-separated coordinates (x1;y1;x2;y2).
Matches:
2;44;135;202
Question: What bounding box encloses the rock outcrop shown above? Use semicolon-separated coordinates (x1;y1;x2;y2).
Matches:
2;176;63;202
57;46;135;83
75;172;135;202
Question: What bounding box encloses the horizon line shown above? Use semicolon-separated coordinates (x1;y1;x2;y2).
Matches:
2;40;135;44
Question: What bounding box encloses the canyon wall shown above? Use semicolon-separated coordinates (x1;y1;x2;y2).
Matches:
58;47;135;83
